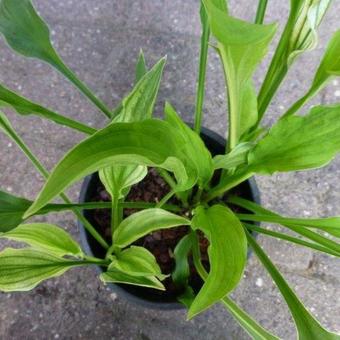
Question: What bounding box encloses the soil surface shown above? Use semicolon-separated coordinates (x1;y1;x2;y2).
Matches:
89;168;210;301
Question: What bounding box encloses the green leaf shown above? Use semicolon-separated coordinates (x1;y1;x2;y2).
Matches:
24;119;199;217
0;84;96;135
248;105;340;174
99;165;147;200
100;267;165;290
287;0;331;66
239;214;340;238
0;0;56;61
111;50;149;118
257;0;331;120
203;0;276;148
0;223;83;257
135;49;148;83
0;248;83;292
213;142;253;170
221;296;279;340
0;0;111;118
164;102;213;186
111;246;166;280
246;231;340;340
178;287;196;309
113;208;190;248
229;196;340;255
172;234;192;289
113;57;166;123
245;223;340;257
0;190;31;231
189;204;247;318
101;58;165;202
285;30;340;117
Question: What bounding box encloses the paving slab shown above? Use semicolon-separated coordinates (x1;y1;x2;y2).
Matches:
0;0;340;339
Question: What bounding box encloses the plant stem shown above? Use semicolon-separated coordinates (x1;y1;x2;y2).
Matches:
194;2;210;134
51;54;112;119
156;169;188;207
255;0;268;24
157;190;176;208
229;196;340;255
39;108;97;135
111;194;120;241
244;223;340;257
217;47;239;152
190;230;208;280
204;170;253;202
4;122;109;249
83;255;110;265
192;187;203;205
43;201;182;213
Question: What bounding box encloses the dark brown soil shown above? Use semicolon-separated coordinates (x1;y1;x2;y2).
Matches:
89;168;209;300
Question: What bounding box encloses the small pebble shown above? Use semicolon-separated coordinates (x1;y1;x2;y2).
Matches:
256;277;264;287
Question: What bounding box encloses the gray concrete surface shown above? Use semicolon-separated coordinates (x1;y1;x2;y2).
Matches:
0;0;339;339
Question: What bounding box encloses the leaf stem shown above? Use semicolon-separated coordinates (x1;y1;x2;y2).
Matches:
194;2;210;134
51;54;112;119
244;223;340;257
157;189;176;208
255;0;268;24
204;170;254;202
190;230;208;280
43;201;182;213
111;193;120;241
2;117;109;249
156;169;188;207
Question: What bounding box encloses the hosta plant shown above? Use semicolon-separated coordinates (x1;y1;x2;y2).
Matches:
0;0;340;338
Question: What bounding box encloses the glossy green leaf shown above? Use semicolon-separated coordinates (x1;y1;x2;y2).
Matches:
0;248;83;292
100;58;165;201
0;223;83;257
100;268;165;290
135;49;148;83
113;208;190;248
189;205;247;318
172;234;192;289
111;246;166;280
0;190;31;231
113;57;166;123
0;84;96;135
248;105;340;174
203;0;276;147
258;0;331;120
285;30;340;117
111;50;149;118
213;142;253;170
0;0;111;118
99;165;147;200
221;296;279;340
0;0;57;61
24;119;199;217
287;0;331;65
164;102;213;186
247;231;340;340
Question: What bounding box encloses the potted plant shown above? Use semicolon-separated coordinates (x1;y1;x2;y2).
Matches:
0;0;339;338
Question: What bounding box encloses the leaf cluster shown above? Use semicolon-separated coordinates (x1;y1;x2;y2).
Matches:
0;0;340;338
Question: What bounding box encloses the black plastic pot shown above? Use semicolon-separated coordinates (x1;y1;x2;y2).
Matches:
78;125;260;310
